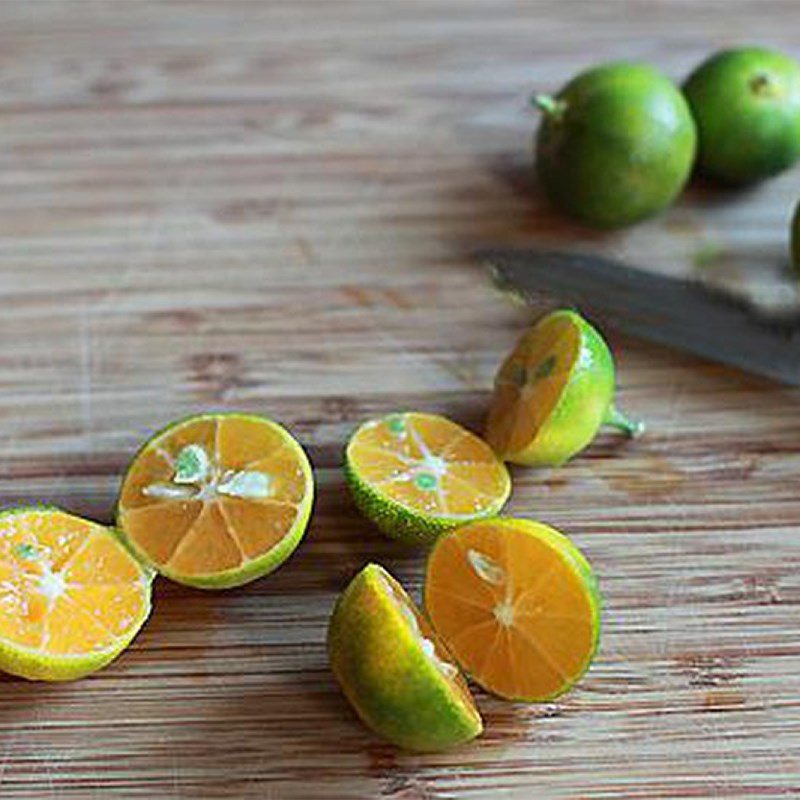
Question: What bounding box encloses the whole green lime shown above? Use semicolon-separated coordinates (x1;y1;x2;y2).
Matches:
683;47;800;184
534;62;697;229
792;199;800;273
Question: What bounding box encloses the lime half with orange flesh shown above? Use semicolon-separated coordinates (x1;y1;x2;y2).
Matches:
0;507;152;681
424;517;601;702
328;563;482;751
486;309;642;467
345;412;511;545
117;413;314;589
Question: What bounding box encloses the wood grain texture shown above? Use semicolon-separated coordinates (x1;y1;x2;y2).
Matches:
0;1;799;797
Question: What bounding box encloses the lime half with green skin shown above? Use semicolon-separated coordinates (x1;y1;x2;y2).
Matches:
345;412;511;546
486;309;643;467
116;412;314;590
792;199;800;274
0;506;152;681
327;563;482;752
684;47;800;184
424;518;601;702
534;61;697;228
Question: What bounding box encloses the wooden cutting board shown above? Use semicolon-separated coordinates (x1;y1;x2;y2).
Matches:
521;168;800;318
1;1;799;797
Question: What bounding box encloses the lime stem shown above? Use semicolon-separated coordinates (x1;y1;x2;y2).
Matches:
604;405;645;438
532;94;566;119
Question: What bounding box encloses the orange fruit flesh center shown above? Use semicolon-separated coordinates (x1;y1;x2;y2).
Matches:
0;510;146;655
375;567;476;714
348;413;508;517
118;416;308;578
425;521;596;700
486;314;580;456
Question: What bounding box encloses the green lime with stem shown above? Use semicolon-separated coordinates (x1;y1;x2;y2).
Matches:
534;61;697;228
486;309;643;467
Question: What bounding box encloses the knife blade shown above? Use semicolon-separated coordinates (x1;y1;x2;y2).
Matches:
483;247;800;386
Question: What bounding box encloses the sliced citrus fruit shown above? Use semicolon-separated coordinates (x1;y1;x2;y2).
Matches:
0;506;152;681
328;563;482;752
116;412;314;589
345;412;511;545
424;517;601;702
485;309;643;467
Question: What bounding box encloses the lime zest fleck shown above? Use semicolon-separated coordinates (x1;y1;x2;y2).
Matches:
387;415;406;435
414;472;438;491
692;240;727;272
174;445;210;484
14;542;38;561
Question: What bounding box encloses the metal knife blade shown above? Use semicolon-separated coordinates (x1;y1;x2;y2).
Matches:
483;247;800;386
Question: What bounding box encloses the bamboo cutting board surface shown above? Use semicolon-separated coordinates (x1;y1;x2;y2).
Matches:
1;1;799;797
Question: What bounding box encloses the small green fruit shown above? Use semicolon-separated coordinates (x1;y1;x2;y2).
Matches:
328;564;482;752
534;61;697;229
684;47;800;184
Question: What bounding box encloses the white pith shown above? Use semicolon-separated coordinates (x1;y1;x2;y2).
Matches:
145;445;273;504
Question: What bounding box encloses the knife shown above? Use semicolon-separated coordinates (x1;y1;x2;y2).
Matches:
483;247;800;386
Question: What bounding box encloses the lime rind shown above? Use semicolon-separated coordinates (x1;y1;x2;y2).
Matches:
116;412;315;590
328;563;482;752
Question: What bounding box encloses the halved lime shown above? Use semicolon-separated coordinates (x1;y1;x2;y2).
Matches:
486;309;642;466
424;517;601;702
345;412;511;545
117;412;314;589
328;563;482;751
0;507;152;681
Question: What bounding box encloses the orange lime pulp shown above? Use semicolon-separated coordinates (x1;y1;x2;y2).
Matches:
486;309;641;467
424;518;601;702
0;507;152;681
117;413;313;589
345;412;510;543
486;311;581;458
